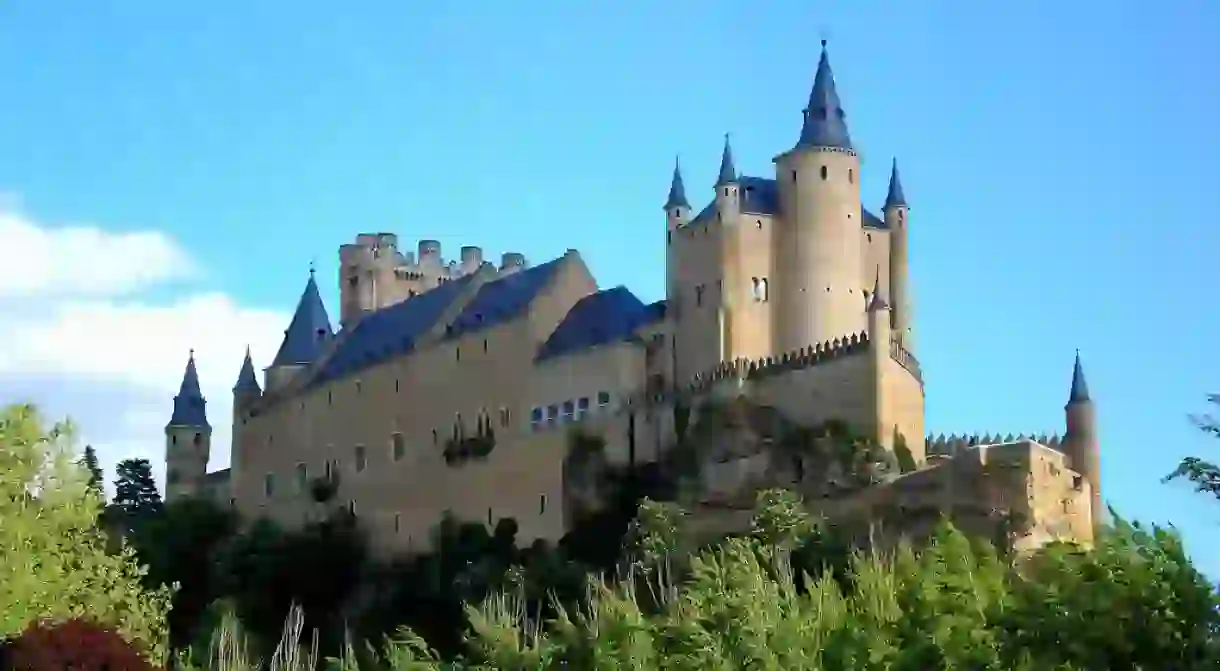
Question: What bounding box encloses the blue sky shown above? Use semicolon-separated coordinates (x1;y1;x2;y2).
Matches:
1;1;1218;572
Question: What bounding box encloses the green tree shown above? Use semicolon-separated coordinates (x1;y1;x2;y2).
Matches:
77;444;104;496
0;404;172;664
1165;394;1220;500
112;457;162;517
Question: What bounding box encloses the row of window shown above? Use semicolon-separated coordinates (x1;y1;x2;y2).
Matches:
529;391;612;430
689;277;772;307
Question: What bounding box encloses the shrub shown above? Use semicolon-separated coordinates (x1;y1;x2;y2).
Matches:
8;617;157;671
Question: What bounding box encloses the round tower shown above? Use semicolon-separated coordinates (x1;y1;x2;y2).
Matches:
664;156;691;290
231;346;262;487
165;350;212;502
773;41;866;353
1063;351;1101;528
883;158;915;350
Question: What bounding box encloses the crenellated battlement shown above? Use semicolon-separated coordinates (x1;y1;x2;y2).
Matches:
679;330;872;396
925;432;1064;458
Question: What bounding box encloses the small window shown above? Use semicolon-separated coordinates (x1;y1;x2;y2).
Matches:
597;391;611;408
546;405;559;425
562;400;575;422
755;219;762;229
171;435;177;445
395;379;400;393
758;278;769;302
295;463;307;491
324;461;332;480
391;433;405;461
487;508;493;525
354;445;367;472
394;513;401;533
695;284;705;307
667;231;672;245
355;380;362;393
327;391;332;405
348;500;356;515
455;347;461;362
539;494;547;515
483;339;488;353
193;433;202;446
530;407;543;431
263;474;275;498
432;429;438;444
500;406;511;427
751;277;760;301
791;170;797;182
848;168;854;183
820;165;828;180
576;397;590;420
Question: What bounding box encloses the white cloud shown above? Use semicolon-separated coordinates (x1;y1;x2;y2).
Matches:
0;199;291;491
0;205;198;298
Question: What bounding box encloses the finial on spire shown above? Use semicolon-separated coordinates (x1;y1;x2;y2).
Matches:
821;38;827;49
309;258;316;278
189;348;195;359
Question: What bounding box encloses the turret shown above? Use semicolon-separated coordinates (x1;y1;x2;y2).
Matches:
772;40;865;353
165;350;211;502
865;268;891;448
233;346;262;410
664;156;691;235
1063;351;1101;528
714;133;740;222
266;267;334;392
883;158;914;350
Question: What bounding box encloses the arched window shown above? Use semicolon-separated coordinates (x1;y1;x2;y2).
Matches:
759;278;770;302
820;166;828;180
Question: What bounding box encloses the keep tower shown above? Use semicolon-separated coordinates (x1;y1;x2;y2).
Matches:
164;350;211;502
773;41;866;353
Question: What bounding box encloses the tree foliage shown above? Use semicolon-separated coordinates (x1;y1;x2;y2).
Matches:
0;404;172;664
79;444;104;496
113;457;163;518
1164;394;1220;500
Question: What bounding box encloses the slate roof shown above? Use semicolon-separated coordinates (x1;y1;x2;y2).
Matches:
885;158;907;209
536;287;665;362
716;134;737;186
796;42;853;151
312;273;477;385
168;352;209;428
444;257;566;340
665;158;690;210
1069;352;1090;404
685;175;886;229
233;348;261;395
271;272;335;367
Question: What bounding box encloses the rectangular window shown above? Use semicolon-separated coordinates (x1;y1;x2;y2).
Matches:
539;494;547;515
394;513;401;533
576;397;590;420
354;445;367;472
530;406;543;431
500;406;511;427
295;463;308;492
391;433;405;461
263;473;275;498
348;500;356;516
561;400;575;422
597;391;611;408
546;405;559;425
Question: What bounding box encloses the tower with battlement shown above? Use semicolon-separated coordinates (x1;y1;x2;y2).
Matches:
165;41;1101;556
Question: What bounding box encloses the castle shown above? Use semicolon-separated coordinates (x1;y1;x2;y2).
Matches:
163;43;1101;555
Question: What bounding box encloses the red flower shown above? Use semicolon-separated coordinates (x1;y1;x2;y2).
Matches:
7;617;158;671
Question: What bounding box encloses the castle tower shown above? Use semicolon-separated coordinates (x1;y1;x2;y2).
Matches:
772;40;866;353
231;346;261;475
266;266;334;392
339;233;401;328
882;159;915;350
866;267;891;446
664;157;691;292
1063;352;1101;528
715;134;741;361
165;350;211;502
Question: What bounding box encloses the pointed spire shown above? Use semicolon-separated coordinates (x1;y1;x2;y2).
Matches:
271;268;335;367
234;346;262;396
664;156;690;210
867;266;889;311
796;41;853;151
1068;350;1091;404
168;350;209;428
885;158;907;209
716;133;737;186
